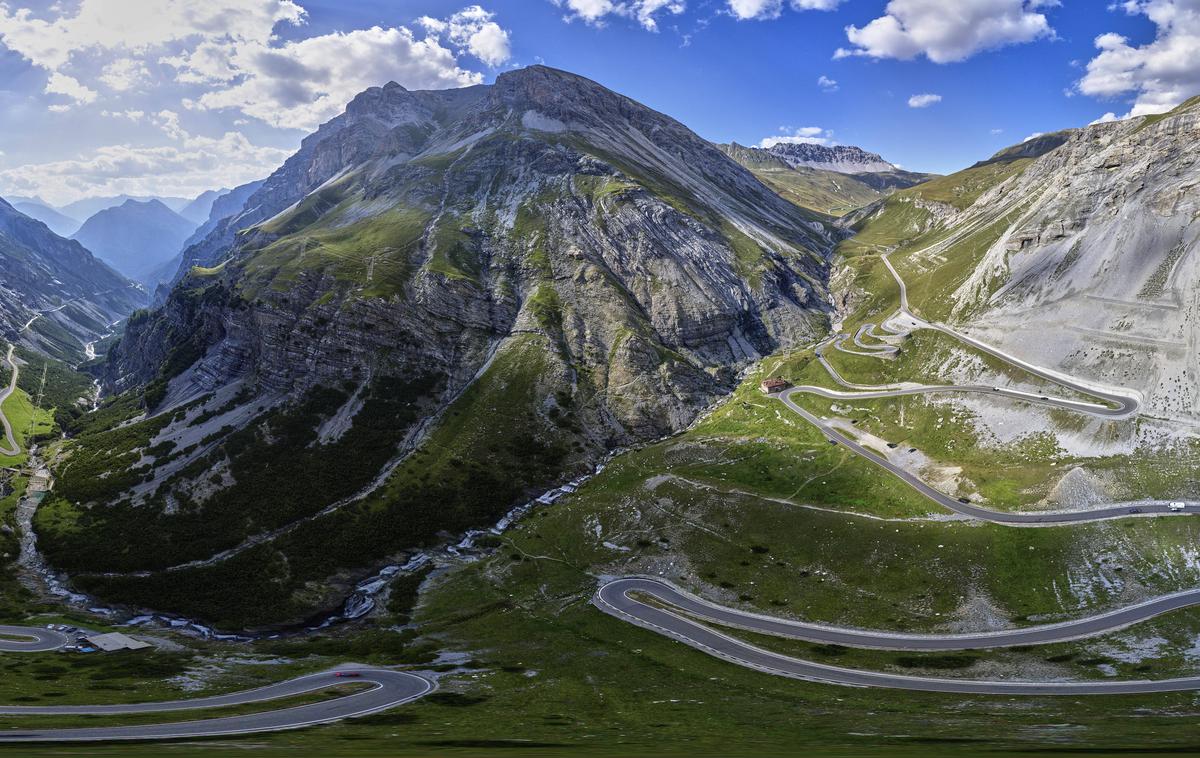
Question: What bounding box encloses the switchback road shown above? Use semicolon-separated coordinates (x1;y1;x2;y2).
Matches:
0;627;432;742
596;577;1200;694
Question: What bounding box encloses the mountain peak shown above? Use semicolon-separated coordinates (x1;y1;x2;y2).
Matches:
765;143;896;174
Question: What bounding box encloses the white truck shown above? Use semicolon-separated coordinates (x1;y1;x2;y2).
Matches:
1169;501;1187;512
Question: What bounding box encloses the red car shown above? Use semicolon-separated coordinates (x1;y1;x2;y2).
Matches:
334;672;362;678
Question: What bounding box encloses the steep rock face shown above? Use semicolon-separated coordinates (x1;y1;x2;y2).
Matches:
767;143;896;174
907;99;1200;423
150;179;267;299
72;67;834;625
0;198;145;352
167;83;490;288
111;66;833;441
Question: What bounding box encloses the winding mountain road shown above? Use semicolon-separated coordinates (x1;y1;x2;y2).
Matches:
0;625;431;741
0;345;21;457
0;626;68;653
771;247;1164;525
594;577;1200;694
0;629;433;743
599;245;1196;692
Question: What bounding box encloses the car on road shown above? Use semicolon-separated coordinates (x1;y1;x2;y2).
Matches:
957;497;971;504
334;672;361;678
1129;508;1142;514
1169;502;1187;512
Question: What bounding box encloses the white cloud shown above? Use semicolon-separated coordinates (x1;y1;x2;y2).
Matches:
817;74;838;91
990;127;1004;134
554;0;685;31
758;125;834;147
101;109;147;121
1089;111;1120;125
0;0;305;71
420;5;511;66
1022;131;1045;142
835;0;1056;63
45;72;97;104
0;1;508;131
1078;0;1200;118
907;92;942;108
176;26;485;130
0;113;292;206
728;0;782;18
99;58;151;91
726;0;842;20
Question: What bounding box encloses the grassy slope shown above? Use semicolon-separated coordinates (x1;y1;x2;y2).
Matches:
0;383;54;468
751;166;882;217
69;333;583;627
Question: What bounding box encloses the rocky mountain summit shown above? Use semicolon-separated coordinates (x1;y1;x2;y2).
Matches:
717;142;932;217
112;66;833;427
765;143;896;174
71;199;198;285
71;66;835;626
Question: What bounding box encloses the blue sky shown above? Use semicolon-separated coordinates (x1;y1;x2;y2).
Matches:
0;1;1193;204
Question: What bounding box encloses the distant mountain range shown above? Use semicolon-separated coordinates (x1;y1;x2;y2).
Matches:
716;142;935;217
178;189;230;226
70;199;199;285
58;194;192;223
0;197;145;360
764;143;897;173
9;200;80;237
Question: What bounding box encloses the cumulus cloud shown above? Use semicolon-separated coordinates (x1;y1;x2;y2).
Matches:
1077;0;1200;117
758;125;834;147
907;92;942;107
0;0;305;71
175;26;486;129
0;1;509;130
419;5;512;66
553;0;685;31
726;0;842;20
45;72;97;104
817;74;838;91
1022;131;1044;142
0;1;511;202
101;109;147;121
99;58;150;91
1089;111;1120;125
0;112;292;205
835;0;1056;63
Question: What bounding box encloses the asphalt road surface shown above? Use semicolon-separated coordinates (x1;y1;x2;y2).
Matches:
0;625;68;653
0;664;433;742
776;388;1189;524
600;577;1200;651
595;577;1200;694
0;345;22;457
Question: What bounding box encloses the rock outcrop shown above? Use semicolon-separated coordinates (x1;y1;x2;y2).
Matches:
110;66;835;441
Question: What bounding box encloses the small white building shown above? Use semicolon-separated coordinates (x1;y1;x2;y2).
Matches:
84;632;151;652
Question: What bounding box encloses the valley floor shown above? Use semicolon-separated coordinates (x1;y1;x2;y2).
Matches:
2;192;1199;755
